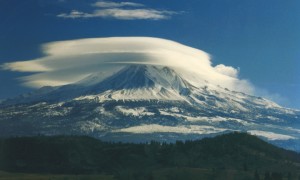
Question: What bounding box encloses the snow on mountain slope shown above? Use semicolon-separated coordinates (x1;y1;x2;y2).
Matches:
84;65;192;101
0;65;299;151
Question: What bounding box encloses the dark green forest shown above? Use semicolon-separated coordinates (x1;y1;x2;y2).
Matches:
0;132;300;180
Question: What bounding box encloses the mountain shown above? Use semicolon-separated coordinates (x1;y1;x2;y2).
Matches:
1;133;300;179
0;65;299;151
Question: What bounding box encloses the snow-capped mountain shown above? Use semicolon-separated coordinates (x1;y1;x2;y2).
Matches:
0;65;299;151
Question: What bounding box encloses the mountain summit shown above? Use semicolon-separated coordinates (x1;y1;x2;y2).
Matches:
85;65;194;100
0;65;299;151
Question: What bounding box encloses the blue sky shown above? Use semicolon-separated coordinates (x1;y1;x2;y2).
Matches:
0;0;299;109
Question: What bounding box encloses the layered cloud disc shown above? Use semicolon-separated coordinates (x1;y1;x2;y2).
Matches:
1;37;253;94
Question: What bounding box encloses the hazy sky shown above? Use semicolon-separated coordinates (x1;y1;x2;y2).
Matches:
0;0;299;109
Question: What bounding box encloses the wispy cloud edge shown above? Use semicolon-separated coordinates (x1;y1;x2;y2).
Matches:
57;1;178;20
92;1;144;8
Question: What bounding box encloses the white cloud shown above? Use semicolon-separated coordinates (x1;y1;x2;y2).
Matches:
57;1;177;20
58;8;175;20
57;10;91;19
95;8;175;20
92;1;144;8
1;37;254;94
214;64;239;78
1;61;51;72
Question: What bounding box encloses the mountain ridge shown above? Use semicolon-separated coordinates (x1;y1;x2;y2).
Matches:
0;65;299;151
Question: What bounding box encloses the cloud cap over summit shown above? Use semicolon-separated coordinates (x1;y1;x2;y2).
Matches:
1;37;253;94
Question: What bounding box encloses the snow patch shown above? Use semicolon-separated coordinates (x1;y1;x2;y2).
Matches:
115;106;155;116
159;109;251;125
94;106;115;117
78;121;104;133
170;107;180;113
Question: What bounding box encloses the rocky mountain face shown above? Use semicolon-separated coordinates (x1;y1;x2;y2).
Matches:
0;65;299;151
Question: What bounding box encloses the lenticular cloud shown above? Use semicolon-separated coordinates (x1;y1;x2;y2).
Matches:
1;37;254;94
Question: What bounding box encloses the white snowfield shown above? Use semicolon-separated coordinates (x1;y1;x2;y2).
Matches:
113;124;228;134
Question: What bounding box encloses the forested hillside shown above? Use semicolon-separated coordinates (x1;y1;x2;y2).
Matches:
0;132;299;180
